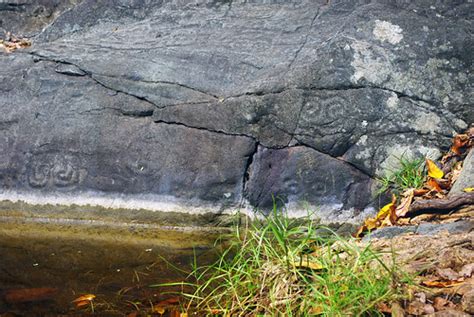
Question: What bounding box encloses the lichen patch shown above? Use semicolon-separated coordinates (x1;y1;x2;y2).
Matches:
386;93;399;110
373;20;403;45
413;112;441;134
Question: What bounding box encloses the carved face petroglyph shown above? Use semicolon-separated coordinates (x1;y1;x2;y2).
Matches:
27;153;86;190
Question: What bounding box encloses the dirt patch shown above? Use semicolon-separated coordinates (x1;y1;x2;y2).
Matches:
365;229;474;316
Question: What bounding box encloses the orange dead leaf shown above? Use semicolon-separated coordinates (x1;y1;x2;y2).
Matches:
155;297;179;306
73;294;95;308
4;287;58;304
376;302;392;313
209;309;222;314
75;300;90;308
73;294;96;303
421;280;464;288
426;159;444;179
153;297;180;315
426;178;443;192
153;305;166;314
166;297;180;304
413;188;429;196
450;134;469;155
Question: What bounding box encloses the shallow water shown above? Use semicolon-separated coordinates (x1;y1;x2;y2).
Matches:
0;218;223;316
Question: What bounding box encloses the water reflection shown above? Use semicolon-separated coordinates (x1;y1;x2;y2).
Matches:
0;220;221;316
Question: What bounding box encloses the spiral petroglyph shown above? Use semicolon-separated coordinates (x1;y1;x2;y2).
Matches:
27;154;85;189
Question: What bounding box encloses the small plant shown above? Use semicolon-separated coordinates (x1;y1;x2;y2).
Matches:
377;155;426;195
155;205;412;316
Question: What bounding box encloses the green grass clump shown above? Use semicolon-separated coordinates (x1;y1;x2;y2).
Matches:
377;156;426;195
156;206;411;316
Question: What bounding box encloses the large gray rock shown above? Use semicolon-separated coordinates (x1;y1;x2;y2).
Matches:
0;0;472;224
450;148;474;196
244;146;374;223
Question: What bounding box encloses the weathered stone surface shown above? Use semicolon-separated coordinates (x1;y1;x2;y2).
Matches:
244;146;374;222
450;149;474;196
0;0;472;223
0;54;255;210
363;220;474;241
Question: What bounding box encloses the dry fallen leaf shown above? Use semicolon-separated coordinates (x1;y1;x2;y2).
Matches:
391;302;405;317
375;302;391;313
464;187;474;193
309;305;324;315
376;196;396;219
451;134;469;155
426;178;443;192
209;309;222;315
414;188;430;196
0;35;31;53
169;311;181;317
423;304;435;315
395;188;415;218
75;300;91;308
459;263;474;278
155;297;180;306
449;162;464;185
153;305;166;314
436;267;460;281
406;300;425;315
4;287;58;304
433;296;455;311
72;294;96;302
355;195;396;237
421;280;465;288
292;257;325;270
73;294;95;308
415;292;426;303
426;158;444;179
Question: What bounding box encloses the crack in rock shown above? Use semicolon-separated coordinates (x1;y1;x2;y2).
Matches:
25;52;158;108
287;7;321;70
154;119;257;141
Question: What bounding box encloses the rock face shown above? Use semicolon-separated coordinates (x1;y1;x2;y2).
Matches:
0;0;472;224
450;149;474;196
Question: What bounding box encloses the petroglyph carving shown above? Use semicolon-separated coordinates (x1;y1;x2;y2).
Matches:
28;154;84;188
28;162;51;188
52;158;80;187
